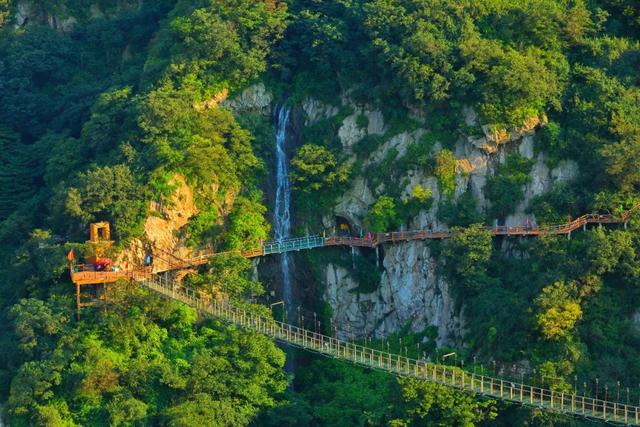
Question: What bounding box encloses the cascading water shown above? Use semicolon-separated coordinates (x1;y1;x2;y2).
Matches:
273;106;294;324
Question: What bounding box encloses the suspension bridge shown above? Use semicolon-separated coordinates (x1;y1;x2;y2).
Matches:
139;272;640;425
68;204;640;424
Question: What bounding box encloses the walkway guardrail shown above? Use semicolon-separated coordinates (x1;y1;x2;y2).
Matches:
140;275;640;425
263;235;326;255
149;203;640;274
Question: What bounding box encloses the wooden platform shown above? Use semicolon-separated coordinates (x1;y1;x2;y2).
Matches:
70;265;152;285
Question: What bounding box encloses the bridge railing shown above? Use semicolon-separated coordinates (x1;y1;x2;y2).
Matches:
263;235;325;255
147;203;640;273
139;274;640;425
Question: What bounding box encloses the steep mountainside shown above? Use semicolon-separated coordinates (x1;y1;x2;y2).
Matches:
1;0;640;426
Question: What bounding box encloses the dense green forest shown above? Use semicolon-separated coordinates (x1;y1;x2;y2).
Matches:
0;0;639;425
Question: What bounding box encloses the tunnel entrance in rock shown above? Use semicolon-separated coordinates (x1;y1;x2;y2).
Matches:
335;216;354;236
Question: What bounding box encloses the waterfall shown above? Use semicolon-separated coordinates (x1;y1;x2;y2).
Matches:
273;106;294;323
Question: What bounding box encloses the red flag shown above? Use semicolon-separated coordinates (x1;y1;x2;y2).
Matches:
67;248;75;262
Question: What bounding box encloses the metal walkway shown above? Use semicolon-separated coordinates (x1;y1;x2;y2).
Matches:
263;235;326;255
146;203;639;274
140;274;640;425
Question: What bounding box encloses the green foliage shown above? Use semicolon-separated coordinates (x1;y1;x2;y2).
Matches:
224;194;270;251
39;133;88;189
280;3;366;102
442;224;493;294
0;0;8;26
579;285;640;384
600;137;640;192
364;147;402;196
235;112;276;163
185;204;220;248
535;121;567;166
204;253;264;302
255;395;313;427
452;224;640;402
137;81;272;250
0;3;288;422
6;290;287;426
289;355;498;427
0;26;86;138
290;144;350;193
10;297;69;360
529;183;579;224
486;154;534;219
535;281;583;340
349;254;382;294
411;184;432;205
462;38;568;126
291;115;355;222
583;228;639;278
3;0;640;424
438;190;485;227
293;357;393;427
355;113;369;129
363;0;474;103
434;149;456;197
397;136;436;171
81;87;137;157
403;184;434;222
62;164;147;241
2;230;68;304
148;170;180;205
283;0;573;127
390;377;497;426
592;191;639;215
139;83;261;192
352;134;385;158
365;196;402;232
146;0;287;93
561;65;640;191
0;127;39;222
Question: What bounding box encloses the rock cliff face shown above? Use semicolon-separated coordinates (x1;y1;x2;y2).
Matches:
14;1;77;32
222;83;273;114
325;242;463;346
12;1;139;31
118;174;198;273
300;97;578;345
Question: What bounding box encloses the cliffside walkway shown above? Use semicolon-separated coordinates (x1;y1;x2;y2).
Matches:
70;204;639;282
149;203;639;273
140;273;640;426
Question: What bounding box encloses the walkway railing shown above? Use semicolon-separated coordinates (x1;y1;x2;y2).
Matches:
140;274;640;425
70;264;151;285
148;203;640;274
263;235;325;255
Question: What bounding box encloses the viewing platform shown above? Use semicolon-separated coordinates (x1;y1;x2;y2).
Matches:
70;264;151;285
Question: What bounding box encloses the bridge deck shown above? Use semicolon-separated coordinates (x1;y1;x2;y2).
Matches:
140;274;640;425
